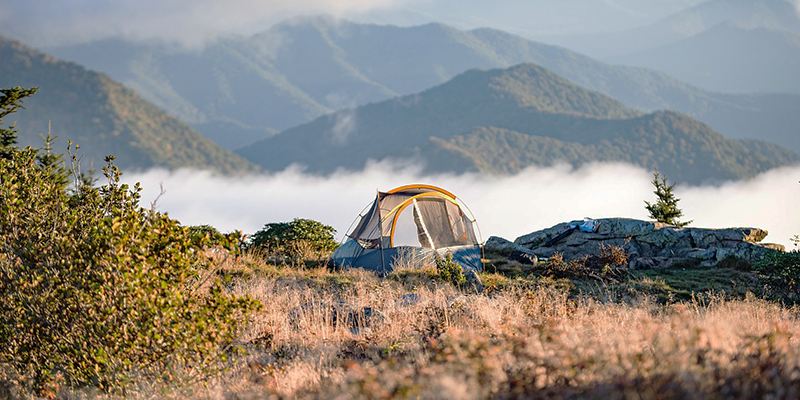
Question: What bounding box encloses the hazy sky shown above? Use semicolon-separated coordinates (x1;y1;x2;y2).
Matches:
128;163;800;249
2;0;704;48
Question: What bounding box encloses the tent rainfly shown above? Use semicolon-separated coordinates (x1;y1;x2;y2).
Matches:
329;184;482;275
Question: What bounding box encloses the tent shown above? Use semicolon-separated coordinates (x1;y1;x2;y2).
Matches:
329;184;482;275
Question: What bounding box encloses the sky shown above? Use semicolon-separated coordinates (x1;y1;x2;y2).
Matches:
2;0;705;48
126;163;800;249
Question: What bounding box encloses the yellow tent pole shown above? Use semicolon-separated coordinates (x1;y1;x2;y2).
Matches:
386;184;457;199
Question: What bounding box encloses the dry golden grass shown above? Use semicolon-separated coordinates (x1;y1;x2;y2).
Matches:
8;252;800;400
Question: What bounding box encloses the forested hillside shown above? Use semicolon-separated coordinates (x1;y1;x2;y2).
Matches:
0;35;256;173
238;64;799;185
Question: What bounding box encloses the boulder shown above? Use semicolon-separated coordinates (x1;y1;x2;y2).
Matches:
485;236;535;256
510;218;782;269
485;235;539;265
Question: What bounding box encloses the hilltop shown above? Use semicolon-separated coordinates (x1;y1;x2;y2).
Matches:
0;35;256;174
237;64;799;185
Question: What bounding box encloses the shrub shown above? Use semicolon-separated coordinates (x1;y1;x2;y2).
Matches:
435;252;466;287
186;224;237;248
0;88;259;392
248;218;338;264
753;248;800;303
540;244;629;281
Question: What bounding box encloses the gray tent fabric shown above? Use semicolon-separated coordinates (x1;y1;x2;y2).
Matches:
331;185;482;274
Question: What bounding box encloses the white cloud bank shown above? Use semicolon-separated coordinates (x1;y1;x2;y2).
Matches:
126;162;800;249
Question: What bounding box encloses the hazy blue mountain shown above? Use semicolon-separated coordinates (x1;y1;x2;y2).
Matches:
613;23;800;94
45;16;800;154
237;64;799;185
354;0;705;38
548;0;800;58
0;36;256;174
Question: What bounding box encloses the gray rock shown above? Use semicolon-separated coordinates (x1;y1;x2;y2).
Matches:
485;236;533;256
679;248;717;261
689;229;722;248
514;217;778;269
508;251;538;265
486;235;540;266
713;228;769;243
761;243;787;251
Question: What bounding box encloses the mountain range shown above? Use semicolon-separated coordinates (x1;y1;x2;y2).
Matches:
550;0;800;57
549;0;800;94
0;36;256;174
237;64;799;185
45;16;800;155
613;22;800;94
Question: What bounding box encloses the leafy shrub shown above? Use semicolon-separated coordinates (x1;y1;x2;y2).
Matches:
541;244;629;281
248;218;338;263
596;243;629;268
753;249;800;303
435;252;466;287
0;88;259;392
186;224;238;248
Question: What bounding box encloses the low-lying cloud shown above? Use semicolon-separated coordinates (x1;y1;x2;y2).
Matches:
1;0;420;48
126;162;800;249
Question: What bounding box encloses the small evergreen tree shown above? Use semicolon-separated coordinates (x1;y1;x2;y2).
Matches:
0;87;38;159
645;171;692;227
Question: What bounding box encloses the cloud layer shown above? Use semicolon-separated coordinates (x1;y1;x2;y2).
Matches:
126;162;800;249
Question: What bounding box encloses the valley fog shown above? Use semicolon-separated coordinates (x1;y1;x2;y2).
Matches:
127;162;800;248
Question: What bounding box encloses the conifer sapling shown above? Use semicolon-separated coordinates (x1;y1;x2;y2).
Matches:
645;171;692;227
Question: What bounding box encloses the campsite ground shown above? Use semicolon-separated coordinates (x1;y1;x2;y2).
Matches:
43;251;797;400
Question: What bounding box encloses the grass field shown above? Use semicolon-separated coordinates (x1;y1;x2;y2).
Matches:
18;251;792;400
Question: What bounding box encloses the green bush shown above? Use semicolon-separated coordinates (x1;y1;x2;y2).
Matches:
248;218;338;263
435;252;466;287
186;224;236;247
753;248;800;303
0;88;259;392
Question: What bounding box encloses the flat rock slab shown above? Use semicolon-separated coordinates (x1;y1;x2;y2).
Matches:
511;218;782;269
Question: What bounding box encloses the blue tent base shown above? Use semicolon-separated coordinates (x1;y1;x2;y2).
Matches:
330;239;482;276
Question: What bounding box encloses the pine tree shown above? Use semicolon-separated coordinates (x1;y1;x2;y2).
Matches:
0;87;38;159
645;171;691;227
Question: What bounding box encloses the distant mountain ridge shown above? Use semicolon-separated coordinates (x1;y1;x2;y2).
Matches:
547;0;800;95
549;0;800;57
614;22;800;94
44;16;800;154
237;64;799;185
0;35;256;174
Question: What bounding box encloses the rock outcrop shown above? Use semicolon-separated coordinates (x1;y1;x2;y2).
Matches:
509;218;783;269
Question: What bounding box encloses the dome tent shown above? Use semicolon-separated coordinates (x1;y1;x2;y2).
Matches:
330;184;482;275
